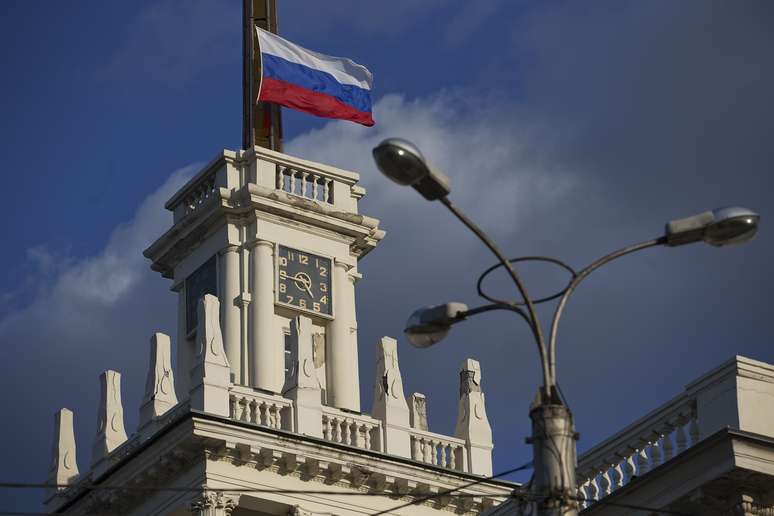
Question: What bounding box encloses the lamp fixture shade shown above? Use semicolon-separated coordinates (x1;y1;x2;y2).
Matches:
404;303;469;348
372;138;451;200
666;206;759;247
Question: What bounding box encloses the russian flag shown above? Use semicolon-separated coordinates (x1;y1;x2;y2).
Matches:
256;28;374;127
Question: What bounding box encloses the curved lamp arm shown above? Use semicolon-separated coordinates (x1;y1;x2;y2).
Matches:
547;236;668;385
439;196;550;389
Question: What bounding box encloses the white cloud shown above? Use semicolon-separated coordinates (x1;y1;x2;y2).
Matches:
288;92;577;240
0;165;195;343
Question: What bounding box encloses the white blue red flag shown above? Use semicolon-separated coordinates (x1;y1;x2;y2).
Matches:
256;28;374;127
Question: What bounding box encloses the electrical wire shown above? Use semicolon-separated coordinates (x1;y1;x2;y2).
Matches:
368;460;533;516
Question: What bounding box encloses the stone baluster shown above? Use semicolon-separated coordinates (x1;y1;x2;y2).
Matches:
44;408;79;504
636;447;649;475
92;370;128;466
588;477;599;501
675;422;688;453
300;171;308;197
650;437;662;468
662;429;674;462
325;178;333;203
371;336;411;457
190;294;231;417
578;481;591;508
409;392;429;431
624;452;637;483
283;315;322;437
689;417;700;445
599;469;611;496
364;425;372;450
331;418;340;442
455;359;493;476
612;461;624;489
139;333;179;431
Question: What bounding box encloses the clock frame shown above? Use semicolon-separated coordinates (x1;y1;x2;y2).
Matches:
275;245;334;318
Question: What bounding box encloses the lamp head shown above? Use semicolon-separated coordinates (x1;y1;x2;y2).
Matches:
404;302;469;348
372;138;451;201
666;207;760;247
704;207;760;246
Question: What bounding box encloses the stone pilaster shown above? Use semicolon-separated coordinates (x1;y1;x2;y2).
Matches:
139;332;179;428
248;239;282;393
372;336;411;457
326;262;360;411
45;408;79;503
455;359;493;476
92;370;128;465
219;245;242;384
283;315;323;438
190;294;231;417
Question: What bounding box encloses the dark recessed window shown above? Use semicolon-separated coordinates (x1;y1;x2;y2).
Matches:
185;256;217;334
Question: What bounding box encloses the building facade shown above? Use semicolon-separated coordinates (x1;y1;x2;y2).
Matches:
43;147;508;516
42;145;774;515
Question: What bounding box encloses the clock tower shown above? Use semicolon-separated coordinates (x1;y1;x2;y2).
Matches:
144;145;385;412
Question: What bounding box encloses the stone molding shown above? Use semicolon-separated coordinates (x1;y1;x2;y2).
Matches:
244;238;274;251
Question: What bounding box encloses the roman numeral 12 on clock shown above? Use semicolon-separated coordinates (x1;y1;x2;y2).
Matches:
276;245;333;316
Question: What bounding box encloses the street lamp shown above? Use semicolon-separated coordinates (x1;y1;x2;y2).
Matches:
372;137;760;515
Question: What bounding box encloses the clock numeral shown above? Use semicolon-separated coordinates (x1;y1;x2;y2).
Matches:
299;255;309;265
319;266;327;277
279;269;287;278
320;283;327;292
279;283;286;293
279;256;288;266
285;295;294;304
313;302;321;312
319;295;328;305
299;299;307;308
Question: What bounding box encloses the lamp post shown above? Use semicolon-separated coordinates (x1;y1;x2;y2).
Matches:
372;138;760;515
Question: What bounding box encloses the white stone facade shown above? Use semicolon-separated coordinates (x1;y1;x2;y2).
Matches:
43;147;501;515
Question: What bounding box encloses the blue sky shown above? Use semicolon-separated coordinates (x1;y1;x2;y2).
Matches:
1;1;773;512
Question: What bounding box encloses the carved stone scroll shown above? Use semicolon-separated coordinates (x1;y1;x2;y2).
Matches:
45;408;79;503
283;315;323;438
139;332;178;428
92;370;128;466
190;294;231;416
371;336;410;457
455;358;493;476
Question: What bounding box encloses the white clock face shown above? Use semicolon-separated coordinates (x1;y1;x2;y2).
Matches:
276;245;333;317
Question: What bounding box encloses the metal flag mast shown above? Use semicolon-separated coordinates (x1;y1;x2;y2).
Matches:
243;0;283;152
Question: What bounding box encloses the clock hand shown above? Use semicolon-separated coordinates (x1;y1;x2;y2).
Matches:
289;273;314;297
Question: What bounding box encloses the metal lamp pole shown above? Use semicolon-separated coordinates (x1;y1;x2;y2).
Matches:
372;138;760;515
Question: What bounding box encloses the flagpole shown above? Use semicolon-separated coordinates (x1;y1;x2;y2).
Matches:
244;0;282;152
242;0;255;150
